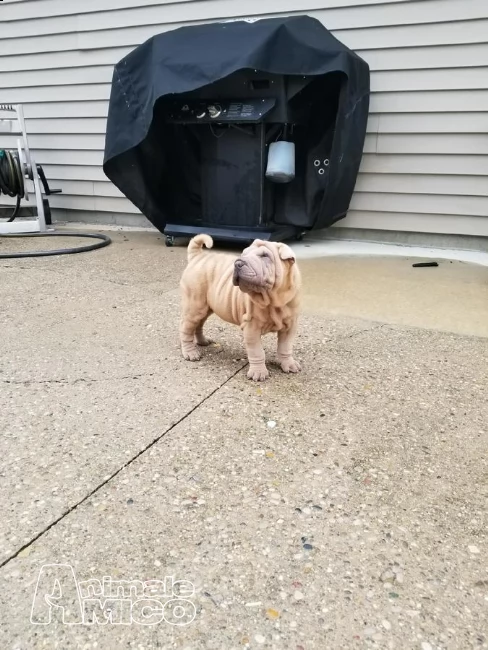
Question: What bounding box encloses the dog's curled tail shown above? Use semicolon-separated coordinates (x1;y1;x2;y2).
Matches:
187;234;213;261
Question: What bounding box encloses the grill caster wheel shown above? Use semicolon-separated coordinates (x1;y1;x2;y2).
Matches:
295;232;305;242
165;236;175;247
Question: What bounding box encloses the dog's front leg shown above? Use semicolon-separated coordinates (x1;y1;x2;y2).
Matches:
242;323;269;381
277;318;301;374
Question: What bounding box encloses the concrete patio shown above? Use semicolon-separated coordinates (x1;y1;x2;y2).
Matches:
0;229;487;650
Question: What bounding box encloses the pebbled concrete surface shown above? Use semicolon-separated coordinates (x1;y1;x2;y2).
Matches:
0;230;487;650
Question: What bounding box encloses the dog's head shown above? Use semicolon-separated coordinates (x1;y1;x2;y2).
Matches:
232;239;298;302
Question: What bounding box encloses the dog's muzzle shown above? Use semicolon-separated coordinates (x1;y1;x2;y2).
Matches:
233;257;270;293
233;259;247;286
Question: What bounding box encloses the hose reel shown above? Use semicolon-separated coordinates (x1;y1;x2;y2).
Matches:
0;103;111;258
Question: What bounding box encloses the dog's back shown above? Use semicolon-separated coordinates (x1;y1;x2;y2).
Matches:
181;235;246;325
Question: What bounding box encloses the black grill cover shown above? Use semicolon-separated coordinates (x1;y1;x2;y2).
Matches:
103;15;370;232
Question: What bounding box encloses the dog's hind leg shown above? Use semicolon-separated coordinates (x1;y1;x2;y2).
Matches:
194;310;213;346
180;295;210;361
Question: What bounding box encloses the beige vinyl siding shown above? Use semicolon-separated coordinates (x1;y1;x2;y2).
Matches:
1;0;487;236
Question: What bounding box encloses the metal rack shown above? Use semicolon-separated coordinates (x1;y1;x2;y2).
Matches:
0;103;60;234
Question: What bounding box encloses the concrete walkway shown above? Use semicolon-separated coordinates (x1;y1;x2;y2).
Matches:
0;230;487;650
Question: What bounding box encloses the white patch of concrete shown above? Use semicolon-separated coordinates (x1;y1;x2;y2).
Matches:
291;238;488;267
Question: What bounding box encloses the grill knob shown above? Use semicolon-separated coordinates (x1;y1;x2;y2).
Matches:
208;104;222;119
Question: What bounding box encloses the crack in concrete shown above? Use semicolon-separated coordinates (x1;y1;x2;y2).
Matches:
0;362;247;569
346;323;389;338
319;322;389;344
0;372;158;387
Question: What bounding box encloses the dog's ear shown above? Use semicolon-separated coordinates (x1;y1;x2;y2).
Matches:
278;243;296;264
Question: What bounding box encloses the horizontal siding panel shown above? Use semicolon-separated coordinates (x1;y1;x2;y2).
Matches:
1;192;136;214
362;135;376;153
371;67;488;92
359;43;488;71
355;173;488;197
0;84;111;104
0;32;76;56
40;193;140;214
1;134;104;150
376;134;488;155
360;154;488;176
0;48;130;73
2;43;488;74
1;0;192;21
371;112;488;134
4;0;485;39
0;66;113;88
42;164;108;181
93;181;123;197
2;0;192;23
23;102;109;119
335;19;488;51
41;179;124;197
76;22;283;53
371;90;488;113
23;118;108;135
50;208;154;229
366;115;380;133
350;192;488;217
1;0;412;22
340;211;488;236
2;14;77;39
27;150;103;166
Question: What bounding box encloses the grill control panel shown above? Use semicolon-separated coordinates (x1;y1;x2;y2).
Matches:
166;98;276;123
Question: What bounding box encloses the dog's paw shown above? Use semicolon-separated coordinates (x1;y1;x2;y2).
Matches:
182;348;201;361
195;336;214;347
247;365;270;382
280;357;301;373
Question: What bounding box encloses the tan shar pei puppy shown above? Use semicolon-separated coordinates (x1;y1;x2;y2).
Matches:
179;234;302;381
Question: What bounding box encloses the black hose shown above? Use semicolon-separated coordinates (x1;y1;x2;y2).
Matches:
0;149;24;222
0;232;112;259
0;149;112;257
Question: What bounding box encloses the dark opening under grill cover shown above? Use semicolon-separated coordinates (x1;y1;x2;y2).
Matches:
103;15;370;232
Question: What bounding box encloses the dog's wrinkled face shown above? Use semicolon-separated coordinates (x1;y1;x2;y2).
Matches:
232;240;295;294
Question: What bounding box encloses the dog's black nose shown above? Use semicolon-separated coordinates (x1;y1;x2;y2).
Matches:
234;259;245;269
